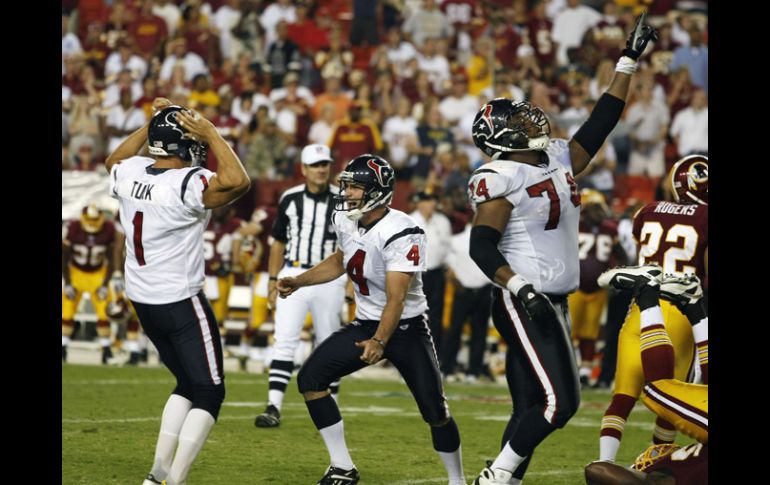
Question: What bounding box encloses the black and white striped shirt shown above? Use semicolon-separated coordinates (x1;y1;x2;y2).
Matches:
272;184;339;268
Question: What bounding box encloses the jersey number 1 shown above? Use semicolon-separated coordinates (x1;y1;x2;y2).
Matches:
132;211;147;266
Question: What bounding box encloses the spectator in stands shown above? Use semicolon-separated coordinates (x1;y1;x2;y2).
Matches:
466;36;494;97
265;20;302;89
329;101;384;172
287;1;330;57
213;0;243;63
189;73;221;109
669;88;708;158
311;72;353;122
68;95;103;166
670;24;708;92
552;0;601;66
160;37;209;83
666;65;695;117
402;0;454;48
260;0;296;48
438;73;480;128
384;26;418;75
62;12;83;75
414;101;453;183
416;37;451;95
129;0;169;61
244;115;290;180
153;0;182;38
626;82;670;179
308;103;337;147
105;88;147;155
382;96;419;178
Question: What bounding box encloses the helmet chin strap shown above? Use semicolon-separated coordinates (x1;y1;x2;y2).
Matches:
528;135;550;150
345;209;364;221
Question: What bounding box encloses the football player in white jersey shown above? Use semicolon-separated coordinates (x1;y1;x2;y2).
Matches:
467;14;659;485
105;98;250;485
275;155;466;485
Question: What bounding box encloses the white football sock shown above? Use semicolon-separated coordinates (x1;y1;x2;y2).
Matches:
150;394;192;480
319;420;355;470
166;409;216;485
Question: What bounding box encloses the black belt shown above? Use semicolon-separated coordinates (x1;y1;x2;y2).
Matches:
544;293;568;304
285;260;313;269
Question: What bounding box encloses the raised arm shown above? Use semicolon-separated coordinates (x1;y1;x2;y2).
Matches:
569;12;659;176
105;98;172;173
176;110;251;209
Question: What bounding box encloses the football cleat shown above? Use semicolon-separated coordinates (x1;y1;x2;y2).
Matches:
473;461;513;485
62;345;67;363
658;274;703;307
141;473;165;485
597;265;663;295
254;404;281;428
127;352;141;366
101;346;114;365
317;465;360;484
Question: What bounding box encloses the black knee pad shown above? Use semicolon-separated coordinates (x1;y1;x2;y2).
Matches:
430;416;460;452
420;401;450;425
297;364;326;394
552;391;580;428
173;380;195;402
192;383;226;420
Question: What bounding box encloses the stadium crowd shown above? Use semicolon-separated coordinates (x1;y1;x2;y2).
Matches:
62;0;708;385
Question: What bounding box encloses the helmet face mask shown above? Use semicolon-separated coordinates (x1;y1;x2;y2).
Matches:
669;155;708;205
334;155;395;221
148;106;208;166
472;98;551;158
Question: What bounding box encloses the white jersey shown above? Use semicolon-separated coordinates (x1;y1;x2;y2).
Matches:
110;156;214;304
333;209;428;321
468;139;581;294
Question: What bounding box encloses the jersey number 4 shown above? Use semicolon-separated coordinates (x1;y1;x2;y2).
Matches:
347;245;420;295
526;174;580;230
347;249;369;295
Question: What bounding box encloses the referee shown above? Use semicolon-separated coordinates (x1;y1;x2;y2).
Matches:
255;144;347;428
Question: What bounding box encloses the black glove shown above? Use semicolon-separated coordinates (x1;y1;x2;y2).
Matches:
516;284;557;323
622;11;659;60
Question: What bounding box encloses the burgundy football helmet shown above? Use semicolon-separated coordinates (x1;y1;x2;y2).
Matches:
669;155;708;205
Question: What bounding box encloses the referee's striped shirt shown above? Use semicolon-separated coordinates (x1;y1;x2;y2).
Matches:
272;184;339;268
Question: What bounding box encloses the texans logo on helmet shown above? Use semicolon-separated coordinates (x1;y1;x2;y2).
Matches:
367;158;388;187
480;104;494;133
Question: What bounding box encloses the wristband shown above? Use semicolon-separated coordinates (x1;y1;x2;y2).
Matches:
372;337;386;349
615;56;638;75
506;274;529;295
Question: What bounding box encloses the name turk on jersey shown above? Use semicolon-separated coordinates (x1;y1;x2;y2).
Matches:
131;181;154;200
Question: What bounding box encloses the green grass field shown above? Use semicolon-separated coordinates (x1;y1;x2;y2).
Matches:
62;364;675;484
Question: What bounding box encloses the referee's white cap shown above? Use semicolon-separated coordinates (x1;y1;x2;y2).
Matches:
301;144;334;165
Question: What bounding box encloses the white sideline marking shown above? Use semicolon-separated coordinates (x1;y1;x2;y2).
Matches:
64;378;260;385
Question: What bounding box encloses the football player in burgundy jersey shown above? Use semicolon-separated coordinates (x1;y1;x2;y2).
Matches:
587;267;708;485
203;206;244;328
62;203;124;363
569;189;627;387
598;156;708;464
106;98;250;485
467;13;659;485
275;155;465;485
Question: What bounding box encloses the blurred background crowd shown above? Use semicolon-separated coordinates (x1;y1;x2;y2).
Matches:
61;0;708;385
